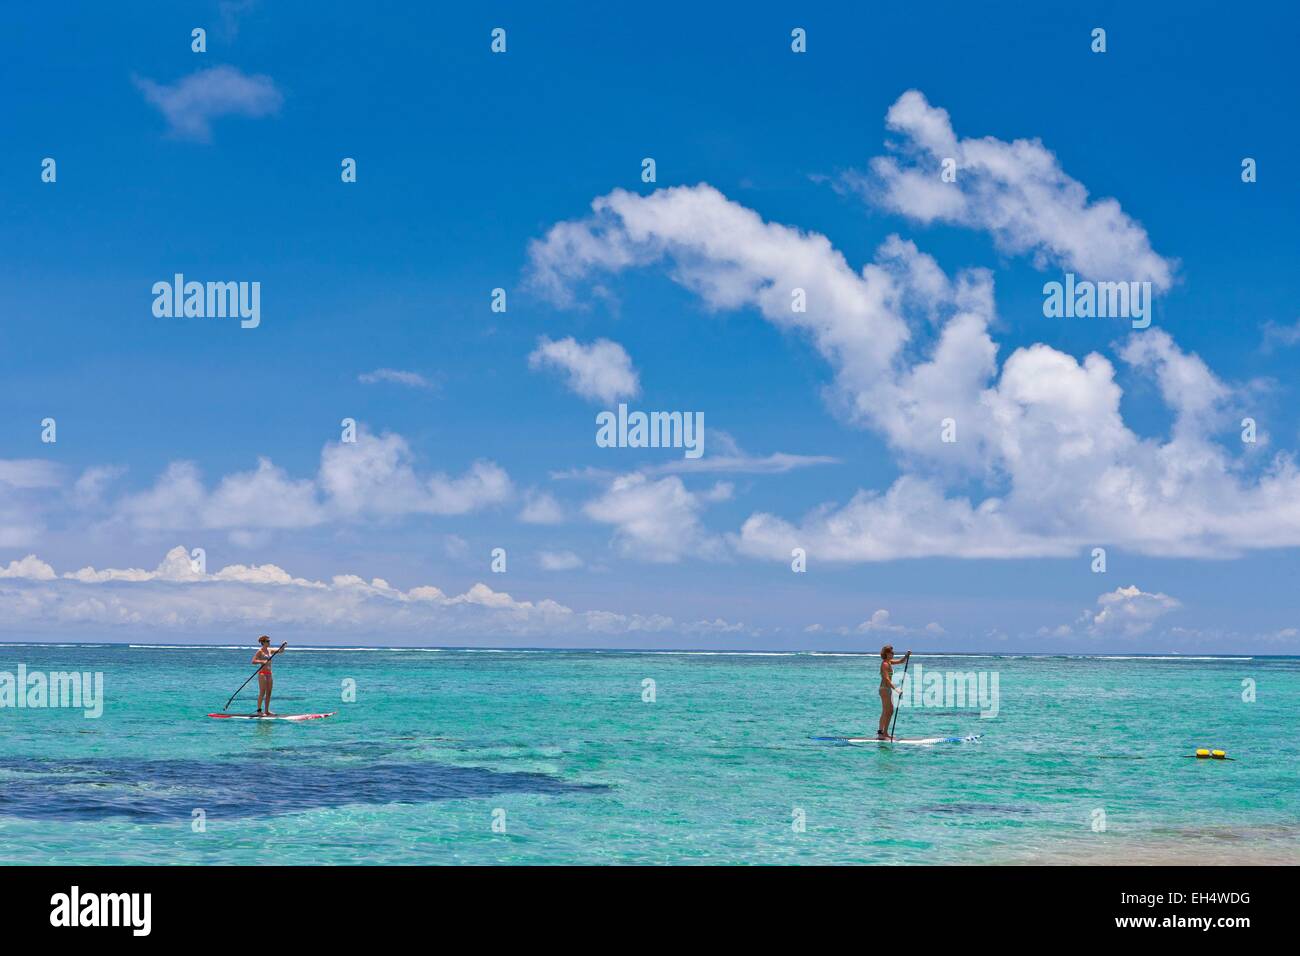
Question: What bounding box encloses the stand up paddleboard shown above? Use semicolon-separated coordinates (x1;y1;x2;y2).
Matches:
207;712;336;721
813;734;982;745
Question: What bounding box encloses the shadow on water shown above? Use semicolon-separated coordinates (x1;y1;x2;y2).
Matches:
215;740;437;761
0;751;609;822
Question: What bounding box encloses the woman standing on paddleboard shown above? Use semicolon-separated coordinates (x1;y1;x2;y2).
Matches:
252;635;279;716
878;645;910;739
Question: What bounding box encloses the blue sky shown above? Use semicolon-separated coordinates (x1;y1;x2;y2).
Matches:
2;1;1298;651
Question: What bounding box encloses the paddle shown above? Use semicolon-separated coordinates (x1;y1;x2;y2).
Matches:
888;651;911;740
223;641;287;711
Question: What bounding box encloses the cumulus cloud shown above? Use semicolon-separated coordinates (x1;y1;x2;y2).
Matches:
65;547;206;584
0;546;737;642
113;427;511;536
1067;585;1183;638
583;473;728;563
134;65;283;141
318;430;511;519
860;90;1176;290
119;459;323;531
528;336;640;404
209;458;325;528
0;555;57;580
857;609;904;633
526;145;1299;561
4;430;511;548
528;184;913;419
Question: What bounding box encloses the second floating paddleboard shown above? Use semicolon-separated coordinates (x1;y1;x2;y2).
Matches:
813;733;982;745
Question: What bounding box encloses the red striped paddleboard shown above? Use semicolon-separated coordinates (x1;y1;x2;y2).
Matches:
207;712;336;721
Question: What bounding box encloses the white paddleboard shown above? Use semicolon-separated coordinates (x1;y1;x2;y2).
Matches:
844;734;982;745
207;712;336;721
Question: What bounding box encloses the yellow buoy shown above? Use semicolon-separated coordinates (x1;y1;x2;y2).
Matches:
1194;748;1228;759
1195;749;1210;758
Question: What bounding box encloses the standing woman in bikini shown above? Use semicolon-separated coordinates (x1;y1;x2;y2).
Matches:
878;644;911;739
251;635;280;716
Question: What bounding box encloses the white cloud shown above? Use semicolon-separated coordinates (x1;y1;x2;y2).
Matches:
0;546;700;641
519;489;564;524
852;609;943;639
423;461;512;515
1119;330;1230;437
0;513;41;549
116;461;209;530
1261;319;1300;350
537;550;583;571
207;457;324;528
738;477;1071;562
584;473;727;563
528;336;640;404
862;90;1176;290
358;368;436;390
652;450;837;476
0;460;61;489
529;184;913;415
1072;585;1182;638
3;431;512;547
526;186;980;476
66;547;204;583
858;609;904;633
113;427;511;535
0;460;62;547
549;431;836;482
72;465;126;508
117;458;325;532
134;66;283;142
0;555;57;580
318;430;511;518
648;430;838;476
528;156;1300;562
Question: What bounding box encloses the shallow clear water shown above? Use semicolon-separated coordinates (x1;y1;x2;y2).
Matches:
0;645;1295;864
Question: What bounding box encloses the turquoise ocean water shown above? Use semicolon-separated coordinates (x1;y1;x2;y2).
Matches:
0;645;1295;865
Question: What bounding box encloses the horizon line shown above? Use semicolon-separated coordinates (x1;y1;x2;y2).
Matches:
0;640;1273;660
